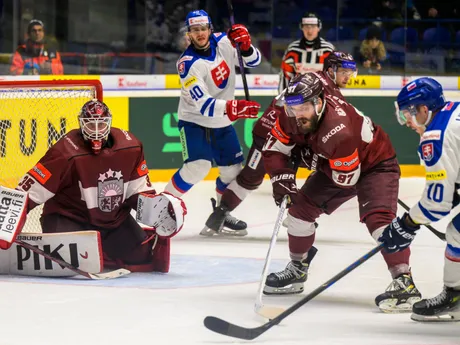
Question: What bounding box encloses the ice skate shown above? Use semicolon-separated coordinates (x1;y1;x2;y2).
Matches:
375;273;422;313
264;246;318;295
411;286;460;322
200;198;247;237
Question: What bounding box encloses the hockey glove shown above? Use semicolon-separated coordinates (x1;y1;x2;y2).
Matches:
227;24;252;51
378;213;420;253
226;100;260;121
270;169;298;207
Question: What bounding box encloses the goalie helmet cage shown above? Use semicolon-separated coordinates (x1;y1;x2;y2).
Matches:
0;79;103;233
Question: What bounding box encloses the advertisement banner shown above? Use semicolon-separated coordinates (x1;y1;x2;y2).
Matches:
129;95;420;170
101;75;165;90
0;94;129;190
346;75;381;89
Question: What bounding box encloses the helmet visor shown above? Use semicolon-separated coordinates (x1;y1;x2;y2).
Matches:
337;61;357;78
394;101;416;125
284;98;316;118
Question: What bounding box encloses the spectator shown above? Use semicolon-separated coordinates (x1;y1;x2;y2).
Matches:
360;25;387;72
10;19;63;75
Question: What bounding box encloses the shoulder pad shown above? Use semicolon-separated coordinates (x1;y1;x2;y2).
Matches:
177;50;200;78
418;104;458;166
111;128;141;149
213;32;227;43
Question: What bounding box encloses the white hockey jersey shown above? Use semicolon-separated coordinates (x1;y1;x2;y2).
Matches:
177;32;261;128
409;102;460;225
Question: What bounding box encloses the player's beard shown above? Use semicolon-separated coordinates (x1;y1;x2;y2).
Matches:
297;116;318;134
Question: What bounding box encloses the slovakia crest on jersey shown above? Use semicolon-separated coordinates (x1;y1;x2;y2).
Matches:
98;168;124;212
211;60;230;89
421;143;434;161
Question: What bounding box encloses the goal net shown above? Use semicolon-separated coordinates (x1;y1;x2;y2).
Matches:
0;80;103;233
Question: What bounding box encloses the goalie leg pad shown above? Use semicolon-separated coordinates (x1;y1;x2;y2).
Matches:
0;231;103;276
103;230;171;273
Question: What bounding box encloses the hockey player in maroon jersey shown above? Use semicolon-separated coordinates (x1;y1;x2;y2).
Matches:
16;100;186;273
203;51;357;236
262;72;422;313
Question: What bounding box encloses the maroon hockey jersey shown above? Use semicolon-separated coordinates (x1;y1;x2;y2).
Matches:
17;128;155;229
263;73;396;187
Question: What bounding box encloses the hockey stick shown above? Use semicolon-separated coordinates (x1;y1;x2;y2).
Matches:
254;196;288;319
204;243;383;340
16;239;130;280
226;0;250;101
397;199;446;241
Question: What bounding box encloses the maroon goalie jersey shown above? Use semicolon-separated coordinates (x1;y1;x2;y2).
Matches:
263;74;396;187
17;128;156;229
253;71;341;140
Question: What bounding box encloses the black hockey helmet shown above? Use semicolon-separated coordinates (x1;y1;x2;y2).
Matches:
299;12;322;30
284;73;326;119
323;51;357;74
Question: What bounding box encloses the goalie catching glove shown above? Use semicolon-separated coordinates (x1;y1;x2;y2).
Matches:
136;192;187;238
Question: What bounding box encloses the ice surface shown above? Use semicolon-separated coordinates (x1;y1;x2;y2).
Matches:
1;178;459;345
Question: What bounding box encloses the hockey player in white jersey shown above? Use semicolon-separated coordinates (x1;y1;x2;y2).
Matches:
379;77;460;322
164;10;261;236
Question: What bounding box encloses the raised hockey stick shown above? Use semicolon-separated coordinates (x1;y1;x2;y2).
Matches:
16;239;130;280
397;199;446;241
204;243;383;340
254;196;288;319
226;0;250;101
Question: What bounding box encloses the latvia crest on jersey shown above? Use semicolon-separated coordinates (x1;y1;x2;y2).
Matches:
98;168;124;212
211;60;230;89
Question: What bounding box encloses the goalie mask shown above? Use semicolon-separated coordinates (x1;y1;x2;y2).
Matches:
78;99;112;154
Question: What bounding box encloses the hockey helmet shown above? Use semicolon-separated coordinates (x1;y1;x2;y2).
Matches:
323;51;357;76
185;10;212;31
79;99;112;154
299;12;322;30
284;72;326;120
395;77;446;126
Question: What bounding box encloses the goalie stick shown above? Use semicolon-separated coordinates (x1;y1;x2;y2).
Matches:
204;243;383;340
254;196;288;319
16;239;130;280
397;199;446;241
226;0;250;101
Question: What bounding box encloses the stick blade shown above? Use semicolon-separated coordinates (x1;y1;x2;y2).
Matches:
255;305;285;319
88;268;131;280
203;316;263;340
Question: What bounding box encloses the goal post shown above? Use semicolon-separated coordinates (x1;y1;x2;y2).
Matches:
0;79;103;233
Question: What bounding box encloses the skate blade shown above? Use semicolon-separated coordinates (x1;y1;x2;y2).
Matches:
411;311;460;322
255;305;285;319
378;297;421;313
199;227;218;237
199;227;247;237
263;283;304;295
220;228;248;236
